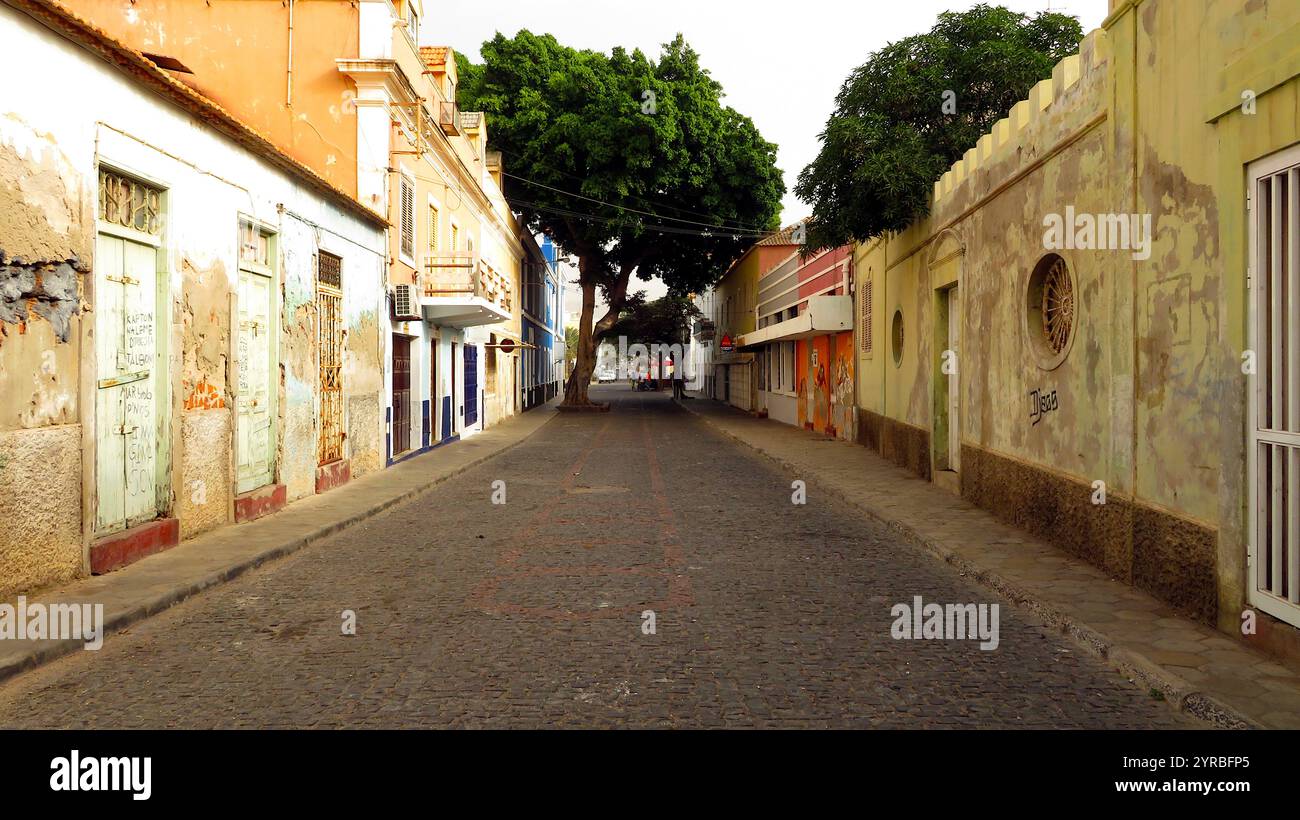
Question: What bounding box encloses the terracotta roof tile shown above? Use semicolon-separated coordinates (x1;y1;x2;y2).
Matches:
420;46;449;69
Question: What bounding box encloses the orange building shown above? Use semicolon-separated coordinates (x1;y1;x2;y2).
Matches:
79;0;530;467
740;233;855;440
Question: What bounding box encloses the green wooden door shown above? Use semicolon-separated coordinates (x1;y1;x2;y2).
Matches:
95;233;159;533
237;267;275;493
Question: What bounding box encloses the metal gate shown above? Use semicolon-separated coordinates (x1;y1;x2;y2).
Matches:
1249;147;1300;626
464;344;478;427
392;334;412;455
318;252;344;465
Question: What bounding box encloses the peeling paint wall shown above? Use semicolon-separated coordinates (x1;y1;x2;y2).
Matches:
0;4;387;593
0;95;92;594
852;0;1300;638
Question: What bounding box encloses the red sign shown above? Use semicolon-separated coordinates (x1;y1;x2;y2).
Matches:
720;333;734;353
498;338;516;354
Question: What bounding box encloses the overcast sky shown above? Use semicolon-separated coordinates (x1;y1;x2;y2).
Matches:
423;0;1111;322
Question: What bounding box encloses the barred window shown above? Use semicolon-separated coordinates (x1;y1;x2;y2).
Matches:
99;168;162;235
317;251;342;290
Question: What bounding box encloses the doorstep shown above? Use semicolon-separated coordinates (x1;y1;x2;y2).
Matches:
234;483;287;523
90;518;180;575
315;460;351;495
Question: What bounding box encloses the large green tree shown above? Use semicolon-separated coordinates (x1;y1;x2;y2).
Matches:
795;4;1083;250
457;32;783;406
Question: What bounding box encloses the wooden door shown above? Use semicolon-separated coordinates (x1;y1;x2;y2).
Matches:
237;268;276;492
392;334;412;455
95;233;160;533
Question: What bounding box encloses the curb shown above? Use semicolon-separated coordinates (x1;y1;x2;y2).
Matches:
0;407;558;685
675;397;1259;730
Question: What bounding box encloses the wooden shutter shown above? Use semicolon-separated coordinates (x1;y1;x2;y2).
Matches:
400;177;415;258
861;275;873;355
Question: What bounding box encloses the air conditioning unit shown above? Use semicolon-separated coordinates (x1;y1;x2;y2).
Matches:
393;284;420;320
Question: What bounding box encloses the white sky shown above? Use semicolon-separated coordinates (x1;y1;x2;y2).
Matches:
422;0;1111;323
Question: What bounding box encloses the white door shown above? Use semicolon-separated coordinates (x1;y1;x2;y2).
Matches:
948;286;961;472
95;233;160;533
1248;147;1300;626
237;267;275;493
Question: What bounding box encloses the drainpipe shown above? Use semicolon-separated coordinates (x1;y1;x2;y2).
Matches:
286;0;295;108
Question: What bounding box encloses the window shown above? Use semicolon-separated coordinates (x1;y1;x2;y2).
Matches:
1024;253;1076;369
891;309;904;367
317;251;344;465
98;168;162;235
768;341;796;394
399;175;415;260
427;203;439;256
317;250;342;290
404;1;418;43
239;220;273;268
451;222;460;251
860;272;873;356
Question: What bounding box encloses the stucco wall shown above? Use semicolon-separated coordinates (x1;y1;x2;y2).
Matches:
0;425;83;598
850;0;1300;633
0;4;386;595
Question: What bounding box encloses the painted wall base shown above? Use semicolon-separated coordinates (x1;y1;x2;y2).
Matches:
90;518;180;574
856;408;932;481
234;483;287;524
315;460;351;495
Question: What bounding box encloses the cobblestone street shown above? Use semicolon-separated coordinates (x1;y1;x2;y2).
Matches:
0;388;1192;728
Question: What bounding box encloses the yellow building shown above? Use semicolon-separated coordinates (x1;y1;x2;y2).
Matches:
852;0;1300;659
703;227;801;411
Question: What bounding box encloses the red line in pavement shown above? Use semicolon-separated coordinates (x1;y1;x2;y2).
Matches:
469;406;695;618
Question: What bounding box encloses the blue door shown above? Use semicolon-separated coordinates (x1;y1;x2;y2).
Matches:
463;344;478;427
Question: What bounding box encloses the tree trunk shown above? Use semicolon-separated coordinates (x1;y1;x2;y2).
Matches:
562;257;635;407
563;273;600;406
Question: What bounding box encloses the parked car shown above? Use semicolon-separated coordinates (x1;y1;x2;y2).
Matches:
596;368;617;383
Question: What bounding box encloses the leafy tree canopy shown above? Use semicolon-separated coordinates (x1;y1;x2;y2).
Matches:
795;4;1083;250
456;31;783;403
459;31;783;294
606;293;702;347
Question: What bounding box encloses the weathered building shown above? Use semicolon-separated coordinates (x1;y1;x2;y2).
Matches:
850;0;1300;658
73;0;529;464
741;237;855;439
702;227;801;412
0;0;387;595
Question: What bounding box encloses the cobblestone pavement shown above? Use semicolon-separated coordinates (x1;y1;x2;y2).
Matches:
0;388;1193;728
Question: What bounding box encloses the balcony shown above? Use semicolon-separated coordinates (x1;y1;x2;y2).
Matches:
737;295;852;347
420;255;512;328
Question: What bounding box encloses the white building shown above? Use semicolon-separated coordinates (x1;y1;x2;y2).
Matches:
0;0;387;589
